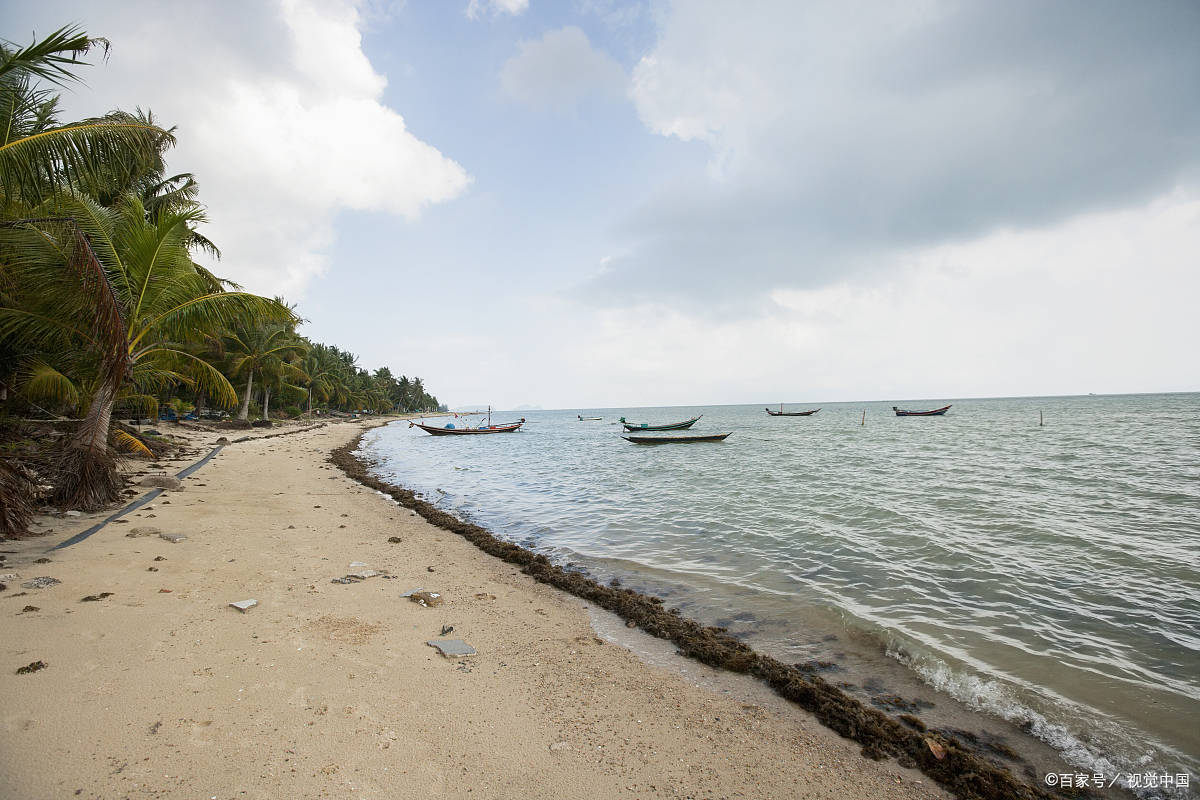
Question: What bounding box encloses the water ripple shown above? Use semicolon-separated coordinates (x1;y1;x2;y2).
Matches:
365;394;1200;785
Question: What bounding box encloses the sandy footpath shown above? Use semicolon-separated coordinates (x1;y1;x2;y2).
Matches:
0;420;946;799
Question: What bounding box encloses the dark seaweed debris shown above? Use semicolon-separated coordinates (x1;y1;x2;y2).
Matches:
16;660;47;674
871;693;935;713
331;431;1058;800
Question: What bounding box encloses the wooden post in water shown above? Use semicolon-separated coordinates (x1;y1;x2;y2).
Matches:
861;410;866;426
1040;409;1044;427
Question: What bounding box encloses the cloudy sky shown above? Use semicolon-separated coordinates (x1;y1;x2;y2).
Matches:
8;0;1199;408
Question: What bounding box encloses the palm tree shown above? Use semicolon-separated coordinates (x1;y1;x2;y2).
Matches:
298;343;345;415
1;26;170;211
0;193;294;507
221;320;307;421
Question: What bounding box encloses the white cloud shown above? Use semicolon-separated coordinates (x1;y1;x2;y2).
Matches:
607;0;1200;303
12;0;470;298
546;189;1200;406
466;0;529;20
499;26;626;112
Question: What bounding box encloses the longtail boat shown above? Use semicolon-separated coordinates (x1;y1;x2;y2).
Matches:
892;405;951;417
577;415;602;421
766;405;820;416
619;415;702;432
409;419;524;435
623;432;731;444
410;406;525;435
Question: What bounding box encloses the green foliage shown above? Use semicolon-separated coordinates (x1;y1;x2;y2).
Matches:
0;23;443;510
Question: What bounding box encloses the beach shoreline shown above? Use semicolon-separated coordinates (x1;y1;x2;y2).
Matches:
2;417;950;800
340;422;1077;800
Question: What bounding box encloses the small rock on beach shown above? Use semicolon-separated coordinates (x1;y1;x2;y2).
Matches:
21;577;61;590
138;475;182;490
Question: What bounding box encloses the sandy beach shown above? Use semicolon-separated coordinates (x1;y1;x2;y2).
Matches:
0;419;947;799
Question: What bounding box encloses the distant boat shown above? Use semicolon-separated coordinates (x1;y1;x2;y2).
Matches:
623;432;731;444
892;405;951;417
766;404;820;416
578;415;602;421
620;415;702;432
410;406;525;435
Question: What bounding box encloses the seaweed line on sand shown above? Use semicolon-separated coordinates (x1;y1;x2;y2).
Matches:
330;429;1064;800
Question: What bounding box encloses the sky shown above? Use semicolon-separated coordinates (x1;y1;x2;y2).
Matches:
6;0;1200;409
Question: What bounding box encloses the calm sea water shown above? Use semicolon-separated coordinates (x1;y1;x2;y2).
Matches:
361;394;1200;792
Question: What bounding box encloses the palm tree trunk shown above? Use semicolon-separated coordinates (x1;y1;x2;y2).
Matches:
55;381;120;509
306;386;313;416
238;372;253;421
262;386;271;420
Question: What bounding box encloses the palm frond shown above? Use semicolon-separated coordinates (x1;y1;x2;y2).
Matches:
111;429;152;457
141;347;239;408
0;116;172;205
137;293;296;350
0;25;109;88
20;359;80;405
115;392;158;418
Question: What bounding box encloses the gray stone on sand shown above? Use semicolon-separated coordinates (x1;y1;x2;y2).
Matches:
426;639;475;658
139;474;182;490
21;577;61;590
125;526;161;538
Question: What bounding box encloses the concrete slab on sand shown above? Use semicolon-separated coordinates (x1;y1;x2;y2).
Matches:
427;639;475;658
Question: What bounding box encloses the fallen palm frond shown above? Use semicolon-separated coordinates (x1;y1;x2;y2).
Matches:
110;428;152;457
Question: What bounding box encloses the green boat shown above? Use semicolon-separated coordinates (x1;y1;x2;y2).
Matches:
619;415;702;432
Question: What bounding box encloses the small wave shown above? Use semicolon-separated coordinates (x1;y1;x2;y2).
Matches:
888;644;1194;799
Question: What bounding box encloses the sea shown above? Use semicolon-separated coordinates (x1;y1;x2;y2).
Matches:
360;393;1200;797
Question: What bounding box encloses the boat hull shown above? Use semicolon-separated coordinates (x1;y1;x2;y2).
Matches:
766;408;820;416
620;415;702;432
892;405;951;416
410;420;524;435
623;432;731;444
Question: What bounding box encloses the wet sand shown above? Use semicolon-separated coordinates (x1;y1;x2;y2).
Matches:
0;419;946;799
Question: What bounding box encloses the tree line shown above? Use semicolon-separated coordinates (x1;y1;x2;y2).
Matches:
0;26;442;527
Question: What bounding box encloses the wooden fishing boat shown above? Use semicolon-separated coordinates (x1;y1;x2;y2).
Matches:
410;407;525;435
892;405;951;417
409;419;524;435
619;415;702;432
577;415;602;421
623;432;731;444
766;405;820;416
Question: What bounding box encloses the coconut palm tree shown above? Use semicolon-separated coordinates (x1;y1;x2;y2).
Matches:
298;343;345;415
220;320;307;421
0;193;294;507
